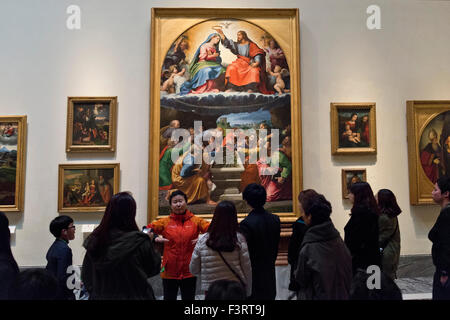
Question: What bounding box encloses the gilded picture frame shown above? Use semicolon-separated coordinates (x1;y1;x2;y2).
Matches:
0;115;27;212
331;102;377;155
66;96;117;153
407;100;450;205
58;163;120;213
341;168;367;199
149;8;302;222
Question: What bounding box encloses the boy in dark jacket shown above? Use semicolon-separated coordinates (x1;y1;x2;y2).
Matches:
294;191;352;300
240;183;280;300
429;176;450;300
45;215;76;300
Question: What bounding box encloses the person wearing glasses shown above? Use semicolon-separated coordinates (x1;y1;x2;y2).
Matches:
45;215;76;300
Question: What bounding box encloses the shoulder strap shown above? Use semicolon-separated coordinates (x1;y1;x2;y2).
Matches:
217;251;246;289
381;218;399;250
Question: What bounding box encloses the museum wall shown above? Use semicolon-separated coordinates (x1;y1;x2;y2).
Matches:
1;0;449;267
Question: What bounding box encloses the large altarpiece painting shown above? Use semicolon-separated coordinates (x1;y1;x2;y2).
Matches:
148;8;302;233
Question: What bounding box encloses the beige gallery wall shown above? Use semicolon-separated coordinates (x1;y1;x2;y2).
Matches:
0;0;449;266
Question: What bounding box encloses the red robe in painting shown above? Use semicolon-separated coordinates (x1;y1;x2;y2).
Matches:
225;41;272;94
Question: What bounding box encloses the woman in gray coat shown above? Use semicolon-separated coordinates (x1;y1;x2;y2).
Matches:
376;189;401;280
294;190;352;300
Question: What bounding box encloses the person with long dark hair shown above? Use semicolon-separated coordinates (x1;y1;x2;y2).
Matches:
344;182;381;274
0;212;19;299
190;201;252;297
147;189;210;300
294;191;352;300
81;192;161;299
376;189;402;280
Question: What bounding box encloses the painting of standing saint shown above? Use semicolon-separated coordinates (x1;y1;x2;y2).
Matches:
157;18;294;215
58;163;119;213
0;116;26;212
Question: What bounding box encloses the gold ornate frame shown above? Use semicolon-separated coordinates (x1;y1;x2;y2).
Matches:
341;168;367;199
0;115;27;212
148;8;302;223
330;102;377;155
66;96;117;153
58;163;120;213
407;100;450;205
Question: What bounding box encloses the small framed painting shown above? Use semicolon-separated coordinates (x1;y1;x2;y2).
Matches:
58;163;120;212
66;97;117;153
342;168;367;199
0;116;27;212
331;103;376;155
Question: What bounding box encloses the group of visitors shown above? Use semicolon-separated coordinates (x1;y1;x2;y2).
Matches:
1;177;450;300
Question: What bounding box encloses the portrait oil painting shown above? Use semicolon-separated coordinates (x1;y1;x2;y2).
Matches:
0;116;26;212
149;8;302;220
407;101;450;204
58;163;120;212
66;97;117;153
331;103;377;155
341;168;367;199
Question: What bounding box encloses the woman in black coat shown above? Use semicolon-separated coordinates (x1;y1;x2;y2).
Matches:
344;182;381;274
0;212;19;299
82;192;161;300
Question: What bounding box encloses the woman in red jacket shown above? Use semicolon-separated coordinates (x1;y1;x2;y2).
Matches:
148;189;209;300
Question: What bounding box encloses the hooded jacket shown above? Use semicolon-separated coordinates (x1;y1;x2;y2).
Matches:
295;220;352;300
148;210;209;279
81;229;161;300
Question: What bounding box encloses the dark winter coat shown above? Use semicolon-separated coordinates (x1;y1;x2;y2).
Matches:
239;207;280;300
429;204;450;274
287;217;308;291
344;205;381;274
294;220;352;300
46;239;75;300
0;256;19;299
81;229;161;300
378;214;400;279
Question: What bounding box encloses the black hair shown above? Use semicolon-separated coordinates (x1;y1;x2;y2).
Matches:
350;269;403;300
303;194;332;226
0;212;19;274
9;268;59;300
49;215;74;238
205;280;246;300
206;201;238;252
437;176;450;197
377;189;402;218
242;183;266;209
350;182;380;216
169;189;188;204
87;192;138;257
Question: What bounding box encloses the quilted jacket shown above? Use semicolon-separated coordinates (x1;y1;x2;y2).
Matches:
190;232;252;296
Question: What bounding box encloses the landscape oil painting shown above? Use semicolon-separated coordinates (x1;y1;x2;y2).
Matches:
0;116;26;212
